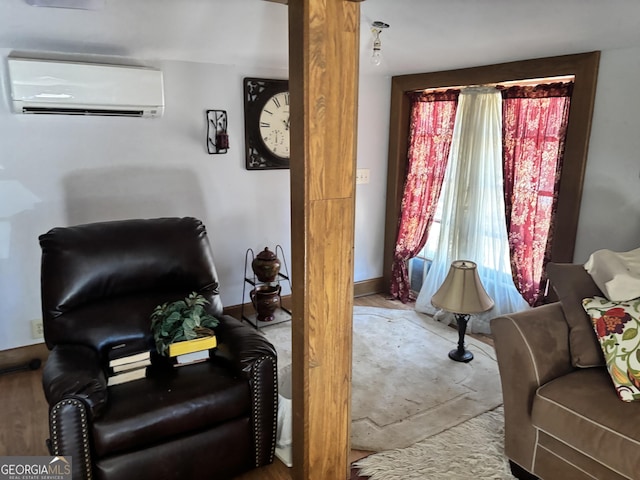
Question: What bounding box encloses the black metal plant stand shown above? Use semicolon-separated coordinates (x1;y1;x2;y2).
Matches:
241;245;292;330
449;313;473;362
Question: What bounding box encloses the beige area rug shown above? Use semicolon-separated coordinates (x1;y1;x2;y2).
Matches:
354;406;516;480
263;306;503;451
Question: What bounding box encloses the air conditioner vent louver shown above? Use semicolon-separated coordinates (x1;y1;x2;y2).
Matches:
22;107;145;117
8;57;164;118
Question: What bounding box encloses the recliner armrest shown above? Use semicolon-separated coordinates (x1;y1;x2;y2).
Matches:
214;314;277;376
213;314;278;467
42;344;108;419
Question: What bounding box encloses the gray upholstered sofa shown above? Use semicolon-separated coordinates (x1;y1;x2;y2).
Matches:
491;263;640;480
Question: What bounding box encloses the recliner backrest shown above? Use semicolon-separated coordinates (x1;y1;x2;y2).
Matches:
39;217;223;351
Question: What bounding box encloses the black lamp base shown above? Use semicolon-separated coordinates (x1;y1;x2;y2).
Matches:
448;347;474;362
449;313;473;363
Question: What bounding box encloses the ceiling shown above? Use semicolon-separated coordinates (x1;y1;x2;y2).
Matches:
1;0;640;76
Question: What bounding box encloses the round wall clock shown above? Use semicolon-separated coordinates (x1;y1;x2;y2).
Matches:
243;77;290;170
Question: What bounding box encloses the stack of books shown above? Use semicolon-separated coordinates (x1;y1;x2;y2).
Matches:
108;351;151;386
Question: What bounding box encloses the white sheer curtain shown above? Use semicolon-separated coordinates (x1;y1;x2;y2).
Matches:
415;87;529;333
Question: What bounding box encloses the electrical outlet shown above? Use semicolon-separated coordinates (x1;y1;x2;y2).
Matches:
31;319;44;339
356;168;370;185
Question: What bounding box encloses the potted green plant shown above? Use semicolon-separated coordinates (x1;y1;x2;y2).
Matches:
150;292;220;357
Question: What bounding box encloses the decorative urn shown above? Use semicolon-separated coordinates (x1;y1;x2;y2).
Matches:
250;285;281;322
251;247;281;282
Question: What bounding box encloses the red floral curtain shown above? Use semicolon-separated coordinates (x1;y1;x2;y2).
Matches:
390;90;459;302
501;82;573;306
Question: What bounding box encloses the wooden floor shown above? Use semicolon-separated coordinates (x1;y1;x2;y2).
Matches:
0;294;488;479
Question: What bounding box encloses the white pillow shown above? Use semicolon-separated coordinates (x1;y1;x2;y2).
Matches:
584;247;640;301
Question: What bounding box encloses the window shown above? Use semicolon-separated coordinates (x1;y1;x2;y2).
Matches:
384;52;600;298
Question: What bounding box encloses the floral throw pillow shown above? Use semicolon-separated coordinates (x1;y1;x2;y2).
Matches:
582;296;640;402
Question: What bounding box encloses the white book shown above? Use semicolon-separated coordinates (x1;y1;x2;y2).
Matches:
111;358;151;373
108;367;148;386
109;351;150;368
175;350;210;366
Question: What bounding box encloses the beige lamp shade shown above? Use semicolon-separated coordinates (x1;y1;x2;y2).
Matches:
431;260;494;314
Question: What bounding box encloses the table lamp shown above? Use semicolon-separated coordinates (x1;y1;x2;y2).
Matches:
431;260;494;362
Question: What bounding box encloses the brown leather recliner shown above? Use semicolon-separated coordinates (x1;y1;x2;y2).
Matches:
39;217;278;480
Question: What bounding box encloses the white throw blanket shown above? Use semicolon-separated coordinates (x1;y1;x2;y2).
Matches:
584;247;640;301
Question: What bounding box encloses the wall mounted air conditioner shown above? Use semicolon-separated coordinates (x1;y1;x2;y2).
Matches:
7;57;164;117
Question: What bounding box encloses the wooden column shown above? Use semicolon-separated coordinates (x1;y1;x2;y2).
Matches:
288;0;361;478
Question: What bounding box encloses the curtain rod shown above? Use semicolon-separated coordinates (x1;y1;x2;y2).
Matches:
418;75;575;94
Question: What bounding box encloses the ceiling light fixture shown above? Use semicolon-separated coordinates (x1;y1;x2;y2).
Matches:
370;21;390;67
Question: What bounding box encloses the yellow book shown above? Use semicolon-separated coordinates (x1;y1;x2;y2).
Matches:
168;335;217;357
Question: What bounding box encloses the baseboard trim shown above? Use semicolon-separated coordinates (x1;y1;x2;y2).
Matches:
222;304;244;320
354;277;384;297
223;277;385;319
0;343;49;370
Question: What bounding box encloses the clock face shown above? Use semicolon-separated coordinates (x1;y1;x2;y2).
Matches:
258;91;290;159
243;78;290;170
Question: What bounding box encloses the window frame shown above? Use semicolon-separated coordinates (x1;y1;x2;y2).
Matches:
383;52;600;291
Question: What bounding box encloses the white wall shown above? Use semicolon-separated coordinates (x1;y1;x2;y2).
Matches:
2;44;636;350
0;56;296;350
0;53;391;350
574;46;640;262
354;74;392;281
356;47;640;276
